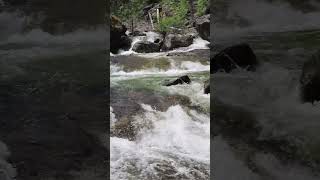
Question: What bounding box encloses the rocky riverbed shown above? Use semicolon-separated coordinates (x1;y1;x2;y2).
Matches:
110;23;211;179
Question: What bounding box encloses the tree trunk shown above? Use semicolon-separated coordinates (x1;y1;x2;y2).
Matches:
131;18;134;33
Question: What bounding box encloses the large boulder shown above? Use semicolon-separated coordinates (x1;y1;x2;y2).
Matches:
211;43;258;73
162;33;194;50
129;30;146;36
132;41;161;53
195;14;210;41
145;31;164;45
110;15;132;54
300;50;320;103
164;75;191;86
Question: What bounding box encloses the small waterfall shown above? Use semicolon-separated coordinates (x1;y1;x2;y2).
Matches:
116;31;209;56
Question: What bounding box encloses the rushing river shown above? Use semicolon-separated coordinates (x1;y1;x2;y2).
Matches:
213;0;320;179
0;10;106;180
110;33;210;179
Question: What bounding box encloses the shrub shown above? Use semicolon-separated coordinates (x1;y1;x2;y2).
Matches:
196;0;208;16
156;0;189;32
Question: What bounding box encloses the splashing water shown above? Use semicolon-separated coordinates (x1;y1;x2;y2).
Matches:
111;104;210;180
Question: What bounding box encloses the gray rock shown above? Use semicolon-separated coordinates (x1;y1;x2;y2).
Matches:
211;43;258;73
132;41;161;53
195;14;210;41
162;33;194;50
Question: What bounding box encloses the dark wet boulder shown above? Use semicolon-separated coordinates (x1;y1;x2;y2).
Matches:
195;14;210;41
132;41;161;53
129;31;146;36
204;79;210;94
110;15;132;54
165;75;191;86
162;33;194;50
300;51;320;103
211;43;258;73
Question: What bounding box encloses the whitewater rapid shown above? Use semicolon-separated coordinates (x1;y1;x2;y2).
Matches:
115;30;209;57
212;0;320;177
110;30;210;179
110;103;210;179
110;77;210;179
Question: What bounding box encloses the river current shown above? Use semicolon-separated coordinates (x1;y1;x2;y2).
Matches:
110;32;210;179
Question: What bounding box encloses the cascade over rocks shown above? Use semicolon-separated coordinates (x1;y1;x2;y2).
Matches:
211;43;259;73
300;50;320;103
195;14;210;41
110;15;132;54
162;33;194;50
164;75;191;86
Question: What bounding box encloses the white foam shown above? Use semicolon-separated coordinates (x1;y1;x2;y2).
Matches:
110;104;210;179
116;36;209;57
110;60;209;78
165;82;210;111
110;107;117;128
214;62;320;158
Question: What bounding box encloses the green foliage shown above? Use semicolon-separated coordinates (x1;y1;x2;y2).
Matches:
113;0;146;21
158;16;182;32
156;0;189;32
196;0;208;16
111;0;197;32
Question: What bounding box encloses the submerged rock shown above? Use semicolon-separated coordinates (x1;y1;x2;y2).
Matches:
162;33;194;50
132;41;161;53
211;43;258;73
165;75;191;86
110;15;132;54
195;14;210;41
300;50;320;103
